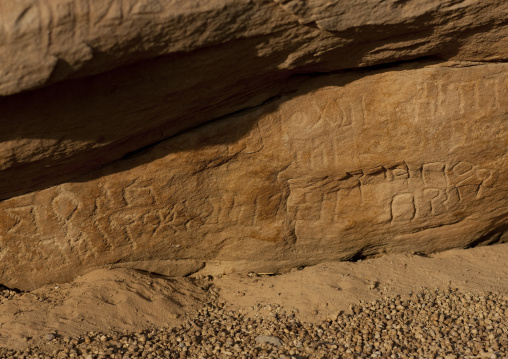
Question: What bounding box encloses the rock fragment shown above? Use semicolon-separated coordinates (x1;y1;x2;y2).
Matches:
1;288;506;358
255;335;284;347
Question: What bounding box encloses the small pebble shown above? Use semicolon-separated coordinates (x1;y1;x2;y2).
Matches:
0;287;505;358
255;335;283;347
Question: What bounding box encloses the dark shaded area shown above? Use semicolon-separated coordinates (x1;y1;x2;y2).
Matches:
0;53;444;202
0;34;295;200
0;284;22;293
71;57;446;187
348;250;369;262
1;0;507;203
466;223;508;249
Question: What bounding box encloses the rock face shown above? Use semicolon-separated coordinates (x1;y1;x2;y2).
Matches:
2;0;507;96
1;0;508;200
1;61;507;290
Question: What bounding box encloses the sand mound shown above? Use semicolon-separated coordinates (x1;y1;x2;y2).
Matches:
0;243;507;355
0;268;206;350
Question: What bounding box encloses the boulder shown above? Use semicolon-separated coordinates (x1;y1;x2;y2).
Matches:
1;0;508;200
2;0;507;96
1;61;507;290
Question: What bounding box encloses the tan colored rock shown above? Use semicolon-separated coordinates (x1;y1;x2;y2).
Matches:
1;61;507;290
1;0;507;96
1;0;508;199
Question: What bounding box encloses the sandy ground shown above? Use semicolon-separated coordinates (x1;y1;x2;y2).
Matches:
214;243;508;324
0;243;507;352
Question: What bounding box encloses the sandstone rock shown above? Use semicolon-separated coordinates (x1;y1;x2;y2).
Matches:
1;0;508;199
1;61;507;290
1;0;507;96
255;335;283;347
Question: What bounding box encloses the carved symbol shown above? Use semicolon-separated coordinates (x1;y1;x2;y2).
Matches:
155;202;193;234
477;77;500;110
476;169;495;188
421;188;448;217
447;161;494;199
92;0;122;24
4;206;39;237
14;3;38;29
321;99;354;128
296;192;323;221
0;0;43;45
449;161;474;184
288;174;364;225
154;206;179;235
109;212;138;249
413;82;438;122
131;0;162;14
123;182;157;207
387;163;409;181
390;193;415;223
436;80;461;118
422;162;446;188
51;192;79;224
117;210;162;247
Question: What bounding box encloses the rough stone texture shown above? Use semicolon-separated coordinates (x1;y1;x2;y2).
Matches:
1;0;508;200
2;0;507;96
1;61;507;290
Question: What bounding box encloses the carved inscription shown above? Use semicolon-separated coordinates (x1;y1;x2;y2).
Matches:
288;96;366;137
391;193;415;222
131;0;162;15
413;75;503;122
0;175;286;256
91;0;123;24
317;96;366;129
283;72;507;174
4;205;40;237
1;157;490;261
285;96;366;170
89;0;167;25
1;63;507;289
1;1;42;43
289;160;495;227
3;0;154;31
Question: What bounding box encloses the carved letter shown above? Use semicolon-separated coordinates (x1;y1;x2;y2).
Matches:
391;193;415;222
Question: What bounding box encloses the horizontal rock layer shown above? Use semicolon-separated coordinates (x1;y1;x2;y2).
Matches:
2;0;508;96
1;0;508;199
1;61;507;290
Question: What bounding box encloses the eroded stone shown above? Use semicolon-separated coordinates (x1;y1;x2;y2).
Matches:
1;0;508;200
1;0;507;96
0;62;507;289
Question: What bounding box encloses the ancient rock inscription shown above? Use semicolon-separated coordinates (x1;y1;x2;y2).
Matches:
0;63;507;288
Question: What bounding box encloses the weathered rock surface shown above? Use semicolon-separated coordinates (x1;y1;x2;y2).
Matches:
2;0;507;96
1;61;507;290
1;0;508;199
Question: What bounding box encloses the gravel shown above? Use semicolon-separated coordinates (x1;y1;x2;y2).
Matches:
0;286;22;304
1;287;506;358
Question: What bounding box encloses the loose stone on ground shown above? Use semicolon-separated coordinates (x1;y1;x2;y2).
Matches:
1;288;506;358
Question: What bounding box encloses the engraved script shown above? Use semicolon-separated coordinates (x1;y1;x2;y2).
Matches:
0;64;507;287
